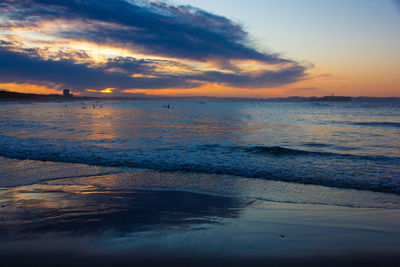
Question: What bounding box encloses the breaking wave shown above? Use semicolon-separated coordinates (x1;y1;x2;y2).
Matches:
0;134;399;194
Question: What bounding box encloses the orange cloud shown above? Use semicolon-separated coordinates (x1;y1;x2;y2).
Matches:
0;83;61;95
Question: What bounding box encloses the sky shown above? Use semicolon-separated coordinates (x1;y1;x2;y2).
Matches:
0;0;399;97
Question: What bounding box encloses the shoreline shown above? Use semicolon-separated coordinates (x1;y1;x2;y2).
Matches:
1;90;400;102
1;155;400;265
1;156;400;209
1;182;400;261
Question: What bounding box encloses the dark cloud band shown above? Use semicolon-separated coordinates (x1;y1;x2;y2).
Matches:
0;0;308;92
2;0;289;63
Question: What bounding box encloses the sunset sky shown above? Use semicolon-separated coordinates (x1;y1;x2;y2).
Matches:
0;0;399;97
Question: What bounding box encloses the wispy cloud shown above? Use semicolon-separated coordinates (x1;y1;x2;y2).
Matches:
0;0;308;93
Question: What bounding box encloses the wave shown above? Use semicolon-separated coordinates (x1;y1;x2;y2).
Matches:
330;120;400;128
303;142;333;148
244;145;398;162
198;143;397;161
354;121;400;128
246;145;318;155
0;135;399;194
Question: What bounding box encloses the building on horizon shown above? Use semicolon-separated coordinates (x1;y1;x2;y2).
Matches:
63;89;73;97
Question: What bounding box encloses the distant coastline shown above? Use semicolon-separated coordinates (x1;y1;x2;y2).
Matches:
310;95;352;102
0;90;399;102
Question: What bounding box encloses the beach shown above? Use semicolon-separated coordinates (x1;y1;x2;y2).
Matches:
1;157;400;266
0;100;399;265
1;0;400;265
1;183;400;266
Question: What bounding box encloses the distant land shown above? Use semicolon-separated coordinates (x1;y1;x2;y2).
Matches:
310;95;352;102
1;90;399;102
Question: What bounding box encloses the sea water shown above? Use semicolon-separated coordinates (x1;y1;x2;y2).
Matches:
0;100;399;201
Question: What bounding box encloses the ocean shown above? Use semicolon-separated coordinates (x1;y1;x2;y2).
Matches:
2;99;400;263
0;100;399;207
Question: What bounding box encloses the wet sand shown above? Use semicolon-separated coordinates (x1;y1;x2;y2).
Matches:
1;182;400;266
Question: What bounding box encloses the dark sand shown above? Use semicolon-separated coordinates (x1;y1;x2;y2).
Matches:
1;182;400;266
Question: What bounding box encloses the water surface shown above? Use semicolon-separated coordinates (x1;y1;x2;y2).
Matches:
0;100;399;194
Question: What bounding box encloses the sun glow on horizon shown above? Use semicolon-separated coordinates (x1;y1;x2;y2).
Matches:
100;88;114;94
0;0;399;97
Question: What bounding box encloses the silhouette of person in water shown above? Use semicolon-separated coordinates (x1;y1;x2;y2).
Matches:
162;104;174;109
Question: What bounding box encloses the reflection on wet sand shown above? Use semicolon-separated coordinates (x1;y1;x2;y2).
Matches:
1;183;400;267
0;184;249;239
